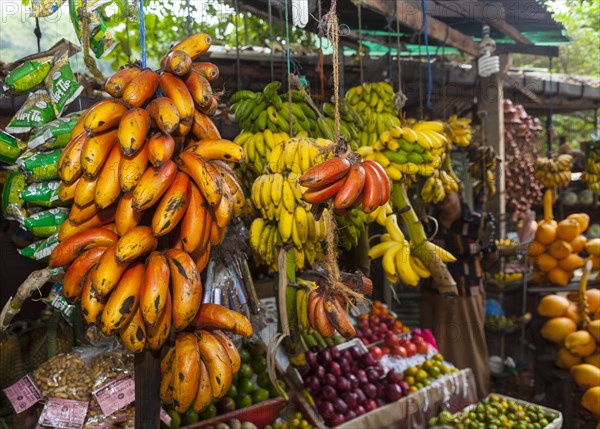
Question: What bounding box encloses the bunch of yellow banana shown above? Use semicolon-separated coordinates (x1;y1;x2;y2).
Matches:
51;33;250;354
421;153;461;203
468;144;498;197
160;323;249;414
581;140;600;192
248;137;333;270
366;201;393;226
534;154;573;188
345;82;401;147
319;99;363;149
234;129;290;188
336;209;371;250
444;115;473;147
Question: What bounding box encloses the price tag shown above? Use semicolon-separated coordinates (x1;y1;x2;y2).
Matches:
38;397;88;429
160;407;172;426
3;374;42;413
92;376;135;417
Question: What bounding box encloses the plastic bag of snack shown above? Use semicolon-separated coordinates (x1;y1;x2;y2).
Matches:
6;90;56;134
45;53;83;117
4;57;53;94
31;0;66;17
0;130;26;164
1;172;27;221
18;233;59;260
28;112;81;150
68;0;117;58
32;353;94;401
21;180;62;207
16;149;62;181
23;207;68;237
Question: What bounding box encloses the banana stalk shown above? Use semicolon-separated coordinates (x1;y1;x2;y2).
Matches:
392;183;458;295
543;188;554;223
578;260;593;329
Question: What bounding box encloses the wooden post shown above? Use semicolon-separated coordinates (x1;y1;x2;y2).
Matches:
135;348;161;429
479;54;509;238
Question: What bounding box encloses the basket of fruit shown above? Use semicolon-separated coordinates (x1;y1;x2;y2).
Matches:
428;393;563;429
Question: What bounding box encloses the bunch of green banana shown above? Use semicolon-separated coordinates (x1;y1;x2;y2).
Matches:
468;144;498;197
248;137;332;270
485;313;531;334
444;115;473;147
345;82;401;147
319;99;363;149
534;154;573;188
336;209;371;250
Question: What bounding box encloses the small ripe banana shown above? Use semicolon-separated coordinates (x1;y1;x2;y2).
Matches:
165;249;203;330
162;50;193;76
122;69;160;108
100;262;144;335
146;97;180;135
105;67;142;98
118;108;151;156
49;227;118;268
80;129;118;178
83;99;128;133
140;251;170;327
195;329;233;399
152;172;191;237
115;226;158;263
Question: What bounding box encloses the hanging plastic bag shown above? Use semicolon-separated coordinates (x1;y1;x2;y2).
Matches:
4;57;53;94
21;180;62;207
0;130;26;164
45;52;84;117
28;112;81;150
6;90;57;134
16;149;62;181
18;233;59;260
68;0;117;59
1;172;27;221
24;207;69;237
31;0;66;17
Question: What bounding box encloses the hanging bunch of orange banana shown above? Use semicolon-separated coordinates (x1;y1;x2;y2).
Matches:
51;33;249;354
303;286;357;340
298;155;391;216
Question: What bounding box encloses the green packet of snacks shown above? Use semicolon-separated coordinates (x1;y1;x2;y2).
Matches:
16;149;62;181
18;233;59;260
45;53;83;117
28;112;81;150
6;90;57;134
69;0;117;58
1;172;27;221
0;130;26;164
24;207;68;237
21;180;62;207
31;0;66;17
4;57;53;94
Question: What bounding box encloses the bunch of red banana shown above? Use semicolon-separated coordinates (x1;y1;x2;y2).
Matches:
160;303;252;414
306;289;356;340
299;156;391;216
50;33;248;353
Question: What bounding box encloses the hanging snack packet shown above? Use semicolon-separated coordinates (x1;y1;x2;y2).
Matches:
4;57;53;94
45;53;84;117
18;233;59;260
24;208;69;237
6;90;56;134
1;172;27;221
16;149;62;181
0;130;26;164
28;113;81;150
21;180;62;207
31;0;66;17
69;0;117;59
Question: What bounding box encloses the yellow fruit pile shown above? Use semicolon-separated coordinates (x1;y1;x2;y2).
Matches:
529;190;590;286
444;115;473;147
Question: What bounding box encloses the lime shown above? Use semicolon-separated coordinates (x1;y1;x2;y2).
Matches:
240;349;252;363
226;383;238;398
252;387;270;404
238;377;255;394
181;409;199;425
239;363;254;379
257;372;273;388
428;417;439;427
235;393;253;409
251;356;268;374
415;369;429;382
197;403;217;420
166;410;181;429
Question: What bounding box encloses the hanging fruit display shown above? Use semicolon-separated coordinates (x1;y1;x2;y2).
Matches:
468;144;498;198
444;115;473;147
504;100;544;221
48;34;253;371
581;138;600;193
534;154;573;188
320;99;364;148
528;189;590;286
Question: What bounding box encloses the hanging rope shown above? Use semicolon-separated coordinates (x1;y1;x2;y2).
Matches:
422;0;432;111
34;18;42;53
138;0;147;67
323;2;341;143
395;10;406;115
234;0;242;90
80;0;104;83
186;0;192;36
547;56;554;155
284;0;294;136
357;0;364;83
268;0;274;82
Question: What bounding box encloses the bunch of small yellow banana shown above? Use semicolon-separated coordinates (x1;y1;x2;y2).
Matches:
468;144;498;197
581;140;600;192
249;137;333;270
534;154;573;188
444;115;473;147
50;33;251;357
160;321;250;414
345;82;401;147
421;154;461;203
368;214;443;285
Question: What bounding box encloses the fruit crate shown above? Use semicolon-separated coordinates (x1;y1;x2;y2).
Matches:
180;398;287;429
437;393;563;429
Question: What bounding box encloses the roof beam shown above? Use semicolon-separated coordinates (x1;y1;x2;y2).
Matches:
360;0;481;57
495;44;559;57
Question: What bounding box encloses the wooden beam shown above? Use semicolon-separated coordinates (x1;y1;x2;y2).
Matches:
495;44;559;57
488;19;532;45
361;0;481;57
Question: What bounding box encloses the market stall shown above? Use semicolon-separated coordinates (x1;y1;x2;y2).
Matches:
1;0;598;428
